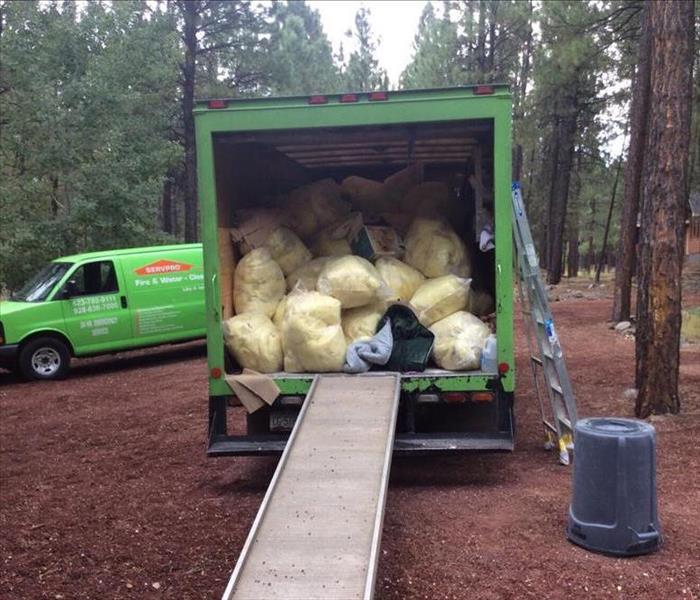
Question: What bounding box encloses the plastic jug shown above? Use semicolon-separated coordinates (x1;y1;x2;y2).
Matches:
481;334;497;372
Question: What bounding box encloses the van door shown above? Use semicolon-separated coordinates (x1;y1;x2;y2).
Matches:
122;248;205;343
58;259;133;354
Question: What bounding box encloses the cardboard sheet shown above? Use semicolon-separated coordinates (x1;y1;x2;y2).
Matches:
225;368;280;414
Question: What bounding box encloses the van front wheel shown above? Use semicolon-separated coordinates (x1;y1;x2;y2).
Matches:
18;337;71;381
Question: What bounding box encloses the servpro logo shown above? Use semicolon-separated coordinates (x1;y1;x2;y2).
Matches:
134;259;193;276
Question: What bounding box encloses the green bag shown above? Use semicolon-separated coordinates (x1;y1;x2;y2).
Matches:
376;304;435;372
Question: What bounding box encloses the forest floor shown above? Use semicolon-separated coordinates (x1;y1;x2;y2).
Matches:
1;293;699;599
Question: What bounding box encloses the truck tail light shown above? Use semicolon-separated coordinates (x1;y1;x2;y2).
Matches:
498;362;510;375
443;392;468;404
368;91;388;101
471;392;495;402
208;99;227;109
473;85;495;95
308;95;328;105
210;367;222;379
340;93;359;103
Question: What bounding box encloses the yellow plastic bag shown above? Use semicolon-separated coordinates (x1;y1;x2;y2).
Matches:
404;217;471;278
265;227;312;275
410;275;471;326
342;302;385;343
310;212;362;257
430;311;491;371
286;257;331;292
311;229;353;257
285;179;350;238
222;313;283;373
317;256;384;308
233;247;285;317
281;291;347;372
273;295;288;328
375;257;425;302
341;175;388;214
403;181;468;228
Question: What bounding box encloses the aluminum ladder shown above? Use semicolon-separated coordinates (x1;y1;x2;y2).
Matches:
512;182;578;465
222;374;400;600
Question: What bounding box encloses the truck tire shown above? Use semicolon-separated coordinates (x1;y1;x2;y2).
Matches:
18;336;71;381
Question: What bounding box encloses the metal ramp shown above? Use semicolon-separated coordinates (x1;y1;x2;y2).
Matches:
512;182;578;465
222;374;400;600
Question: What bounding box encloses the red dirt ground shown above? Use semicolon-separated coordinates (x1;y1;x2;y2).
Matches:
1;297;699;599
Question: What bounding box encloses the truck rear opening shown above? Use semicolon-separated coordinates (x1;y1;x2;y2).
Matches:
195;87;514;455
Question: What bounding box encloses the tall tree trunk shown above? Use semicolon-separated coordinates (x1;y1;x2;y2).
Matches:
514;0;533;121
547;94;577;285
567;226;579;278
596;145;625;283
512;144;523;182
587;193;597;272
540;130;560;270
487;1;498;78
162;176;174;234
635;0;694;418
612;5;652;321
182;0;199;243
477;0;487;78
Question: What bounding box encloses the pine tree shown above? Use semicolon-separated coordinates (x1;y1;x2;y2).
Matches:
613;3;652;322
169;0;264;243
400;3;461;89
635;0;695;417
266;1;341;95
343;7;387;92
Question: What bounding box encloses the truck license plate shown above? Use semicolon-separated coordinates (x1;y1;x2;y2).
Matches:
269;410;296;432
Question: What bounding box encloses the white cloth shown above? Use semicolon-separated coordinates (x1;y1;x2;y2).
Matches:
343;321;393;373
479;223;495;252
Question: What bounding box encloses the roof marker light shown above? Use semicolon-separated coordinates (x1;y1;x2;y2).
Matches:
309;95;328;105
340;93;359;103
474;85;495;96
208;99;227;109
368;91;388;101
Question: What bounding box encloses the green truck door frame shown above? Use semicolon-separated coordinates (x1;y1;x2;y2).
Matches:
120;248;206;344
58;259;133;354
195;87;514;397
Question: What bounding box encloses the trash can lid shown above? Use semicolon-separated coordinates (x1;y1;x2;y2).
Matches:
576;417;654;438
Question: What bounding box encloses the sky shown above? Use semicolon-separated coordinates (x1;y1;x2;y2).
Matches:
310;1;626;158
310;1;432;87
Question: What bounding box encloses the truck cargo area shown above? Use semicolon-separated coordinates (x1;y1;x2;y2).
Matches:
214;118;497;375
195;86;514;456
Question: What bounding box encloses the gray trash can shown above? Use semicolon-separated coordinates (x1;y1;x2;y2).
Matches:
567;417;661;556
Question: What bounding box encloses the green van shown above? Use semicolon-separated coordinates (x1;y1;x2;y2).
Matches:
0;244;205;380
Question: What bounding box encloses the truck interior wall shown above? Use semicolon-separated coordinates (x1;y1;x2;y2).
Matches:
212;121;496;375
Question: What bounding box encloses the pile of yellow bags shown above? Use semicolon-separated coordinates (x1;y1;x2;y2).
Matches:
224;171;494;374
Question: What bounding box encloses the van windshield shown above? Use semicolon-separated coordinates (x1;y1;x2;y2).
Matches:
11;262;73;302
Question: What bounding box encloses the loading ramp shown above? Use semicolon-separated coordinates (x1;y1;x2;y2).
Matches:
222;374;401;600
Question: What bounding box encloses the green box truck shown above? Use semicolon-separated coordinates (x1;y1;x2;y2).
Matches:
196;85;515;455
0;244;205;379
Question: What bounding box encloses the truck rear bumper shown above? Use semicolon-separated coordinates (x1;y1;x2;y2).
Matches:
208;388;515;457
208;432;514;457
0;344;19;370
